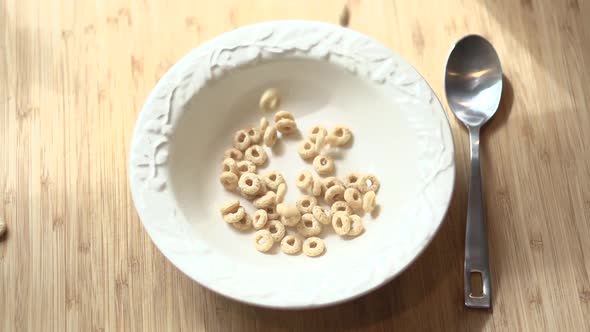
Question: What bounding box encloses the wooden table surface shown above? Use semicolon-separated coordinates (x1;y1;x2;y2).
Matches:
2;0;590;331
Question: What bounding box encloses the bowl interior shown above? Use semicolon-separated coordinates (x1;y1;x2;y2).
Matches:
167;57;422;273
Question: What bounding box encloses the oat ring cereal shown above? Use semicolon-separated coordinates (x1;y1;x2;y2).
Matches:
311;178;323;197
308;126;327;143
280;235;302;254
276;118;297;135
273;110;294;123
220;171;239;191
359;174;380;193
296;195;318;214
245;145;267;166
297;214;322;237
238;172;262;195
331;201;352;215
259;88;281;112
259;117;269;132
312;206;331;225
233;129;252;151
324;184;345;204
332;212;352;235
254;230;274;252
264;206;280;220
344;187;363;210
236;160;256;175
266;219;286;242
263;125;278;147
347;215;364;236
313;155;335;176
253;191;277;208
253;210;269;229
262;171;285;191
276;183;287;203
224;148;243;161
363;190;377;213
298;139;318;160
295;171;313;190
327;126;352;146
219;199;240;216
232;214;252;231
344;172;362;189
223;206;246;224
302;237;325;257
323;177;344;191
247;127;263;144
222;158;238;175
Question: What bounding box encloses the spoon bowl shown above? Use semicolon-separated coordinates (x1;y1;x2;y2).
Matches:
445;35;503;128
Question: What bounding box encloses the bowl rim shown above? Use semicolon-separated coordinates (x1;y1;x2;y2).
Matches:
128;20;456;309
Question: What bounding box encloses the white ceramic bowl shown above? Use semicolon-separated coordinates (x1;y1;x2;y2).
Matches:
129;20;454;308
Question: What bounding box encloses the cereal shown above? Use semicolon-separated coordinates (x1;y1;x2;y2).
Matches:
276;183;287;203
311;178;323;197
267;219;286;242
262;171;285;191
273;110;294;123
312;206;331;225
331;201;352;215
259;88;281;112
263;125;278;147
347;215;364;236
256;180;268;195
327;126;352;146
259;117;269;132
314;129;327;153
323;177;344;191
359;174;380;193
363;190;377;213
253;191;277;208
296;195;317;214
277;203;301;226
223;206;246;224
219;199;240;215
344;173;362;189
313;155;335;176
222;158;238;175
332;212;351;235
254;230;274;252
324;184;345;204
224;148;243;161
253;209;269;229
264;206;280;219
309;126;327;143
238;172;262;195
297;214;322;237
302;237;325;257
276;119;297;135
246;127;263;144
237;160;256;175
344;187;363;210
232;214;252;231
280;235;302;254
220;171;239;191
233;129;252;151
295;171;313;190
297;139;318;160
245;145;267;166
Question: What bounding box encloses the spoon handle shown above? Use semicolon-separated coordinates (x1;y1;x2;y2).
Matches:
464;128;492;309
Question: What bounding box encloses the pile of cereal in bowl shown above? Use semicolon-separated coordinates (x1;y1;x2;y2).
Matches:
219;88;380;257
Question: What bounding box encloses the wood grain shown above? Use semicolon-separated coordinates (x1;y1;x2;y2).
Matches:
2;0;590;330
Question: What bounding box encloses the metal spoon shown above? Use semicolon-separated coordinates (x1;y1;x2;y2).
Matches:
444;35;502;309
